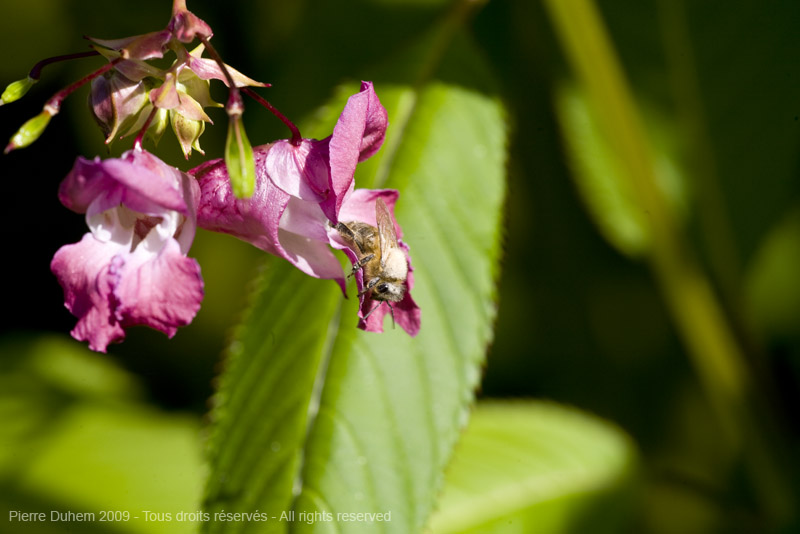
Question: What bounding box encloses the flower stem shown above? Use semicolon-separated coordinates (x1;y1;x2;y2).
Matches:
43;58;120;116
656;0;742;312
196;37;301;145
544;0;796;526
133;106;160;151
197;36;243;120
29;50;101;81
172;0;187;15
241;87;302;146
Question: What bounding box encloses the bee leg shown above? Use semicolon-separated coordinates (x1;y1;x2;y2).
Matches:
336;222;370;254
362;301;383;320
348;253;375;278
335;222;356;241
358;277;381;297
387;302;396;329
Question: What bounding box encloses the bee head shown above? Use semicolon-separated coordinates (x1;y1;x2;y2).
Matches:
372;280;406;302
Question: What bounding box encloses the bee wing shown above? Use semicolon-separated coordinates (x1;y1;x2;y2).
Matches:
376;198;399;260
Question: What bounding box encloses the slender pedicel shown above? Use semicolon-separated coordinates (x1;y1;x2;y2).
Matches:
242;87;302;146
29;51;101;81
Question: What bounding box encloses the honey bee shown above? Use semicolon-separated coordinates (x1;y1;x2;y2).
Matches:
335;198;408;320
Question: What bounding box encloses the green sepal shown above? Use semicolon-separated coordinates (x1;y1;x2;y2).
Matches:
224;117;255;198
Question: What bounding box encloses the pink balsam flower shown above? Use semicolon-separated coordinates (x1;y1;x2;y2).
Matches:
51;148;204;352
191;81;419;335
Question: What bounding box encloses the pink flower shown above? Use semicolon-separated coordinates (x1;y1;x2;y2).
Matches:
51;149;204;352
190;82;420;335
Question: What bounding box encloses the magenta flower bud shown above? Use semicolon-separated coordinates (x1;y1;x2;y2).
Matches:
90;71;149;143
169;9;213;43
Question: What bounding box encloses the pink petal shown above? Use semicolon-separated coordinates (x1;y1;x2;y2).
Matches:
51;233;127;353
280;196;331;241
338;188;402;238
265;139;330;202
150;74;182;110
114;239;204;336
169;10;213;42
278;228;346;290
186;56;268;88
320;81;388;222
88;30;173;60
279;197;346;289
174;173;201;254
192;148;287;257
355;81;390;162
358;279;421;337
392;289;421;336
113;59;164;83
59;151;189;216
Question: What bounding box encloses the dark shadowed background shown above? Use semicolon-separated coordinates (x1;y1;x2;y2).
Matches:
1;1;799;532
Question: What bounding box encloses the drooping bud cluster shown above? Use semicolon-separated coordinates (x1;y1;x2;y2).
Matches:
3;0;265;176
88;39;264;158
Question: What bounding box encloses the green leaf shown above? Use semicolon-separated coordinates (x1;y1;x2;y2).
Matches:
544;0;798;526
554;82;687;258
427;401;638;534
225;116;255;198
745;207;800;339
0;334;203;534
202;33;507;534
554;82;650;257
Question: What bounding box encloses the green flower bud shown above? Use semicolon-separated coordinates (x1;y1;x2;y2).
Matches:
225;117;255;198
170;110;205;158
1;77;36;106
145;107;169;146
5;110;52;153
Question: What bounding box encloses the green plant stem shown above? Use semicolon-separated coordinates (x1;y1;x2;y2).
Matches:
656;0;745;323
543;0;793;524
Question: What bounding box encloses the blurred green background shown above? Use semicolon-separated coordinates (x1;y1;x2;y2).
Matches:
1;0;799;532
